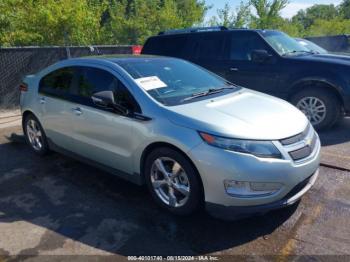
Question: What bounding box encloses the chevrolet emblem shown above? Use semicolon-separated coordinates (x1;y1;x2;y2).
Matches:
305;137;312;147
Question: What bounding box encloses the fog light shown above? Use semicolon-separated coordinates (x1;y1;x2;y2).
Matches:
224;180;282;198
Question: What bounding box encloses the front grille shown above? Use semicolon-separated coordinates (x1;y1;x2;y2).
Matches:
288;132;317;161
280;124;311;145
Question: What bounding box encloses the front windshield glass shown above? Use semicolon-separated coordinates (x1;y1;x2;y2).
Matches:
261;31;310;56
297;39;328;54
117;59;238;106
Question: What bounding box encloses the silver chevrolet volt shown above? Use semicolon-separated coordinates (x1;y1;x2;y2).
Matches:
20;55;320;219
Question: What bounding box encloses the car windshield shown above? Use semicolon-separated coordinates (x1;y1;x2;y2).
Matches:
117;59;238;106
296;39;328;54
261;31;310;56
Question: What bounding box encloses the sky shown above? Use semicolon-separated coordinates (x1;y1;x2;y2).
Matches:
205;0;342;20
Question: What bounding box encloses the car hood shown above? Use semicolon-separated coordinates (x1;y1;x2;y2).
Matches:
163;89;308;140
292;53;350;65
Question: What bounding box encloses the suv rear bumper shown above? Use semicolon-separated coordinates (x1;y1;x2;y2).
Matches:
206;169;318;220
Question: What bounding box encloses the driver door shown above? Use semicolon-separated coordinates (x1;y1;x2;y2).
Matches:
222;31;280;94
68;66;141;175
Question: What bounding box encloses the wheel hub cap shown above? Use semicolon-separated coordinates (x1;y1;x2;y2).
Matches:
296;97;326;125
26;119;43;151
150;157;190;208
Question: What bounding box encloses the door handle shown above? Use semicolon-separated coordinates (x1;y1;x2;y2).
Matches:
39;97;46;104
230;67;239;72
72;107;82;116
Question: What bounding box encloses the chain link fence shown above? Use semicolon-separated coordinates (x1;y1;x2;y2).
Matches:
306;35;350;53
0;45;133;110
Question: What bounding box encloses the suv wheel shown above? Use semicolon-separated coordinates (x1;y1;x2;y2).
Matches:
23;114;49;155
291;88;341;130
144;147;202;215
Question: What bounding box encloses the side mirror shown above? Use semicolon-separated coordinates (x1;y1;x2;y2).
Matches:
91;90;129;115
92;90;115;107
251;50;272;63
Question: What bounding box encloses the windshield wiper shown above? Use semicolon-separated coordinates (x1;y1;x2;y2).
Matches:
182;86;236;102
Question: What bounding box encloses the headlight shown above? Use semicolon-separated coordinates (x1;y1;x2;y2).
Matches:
199;132;282;159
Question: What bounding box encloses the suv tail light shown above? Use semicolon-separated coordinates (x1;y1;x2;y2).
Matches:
19;82;28;92
132;45;143;55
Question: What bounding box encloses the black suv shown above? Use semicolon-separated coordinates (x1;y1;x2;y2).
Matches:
142;27;350;130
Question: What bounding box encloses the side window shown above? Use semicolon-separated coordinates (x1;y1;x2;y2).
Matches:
143;36;188;58
39;67;74;97
75;67;116;97
194;33;227;60
230;32;269;61
75;67;141;113
115;82;141;113
159;36;188;57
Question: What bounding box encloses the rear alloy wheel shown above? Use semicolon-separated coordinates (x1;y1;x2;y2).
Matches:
24;114;49;155
145;148;202;215
291;88;341;130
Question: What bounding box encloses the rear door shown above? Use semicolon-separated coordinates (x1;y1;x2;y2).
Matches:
67;66;141;174
222;31;280;93
188;32;229;77
38;67;77;150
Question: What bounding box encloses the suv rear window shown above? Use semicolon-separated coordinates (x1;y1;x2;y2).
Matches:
143;36;188;57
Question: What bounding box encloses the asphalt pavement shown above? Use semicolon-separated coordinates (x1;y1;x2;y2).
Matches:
0;125;349;260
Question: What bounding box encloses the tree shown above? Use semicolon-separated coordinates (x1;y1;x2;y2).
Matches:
0;0;107;46
250;0;289;29
306;18;350;36
292;4;338;30
339;0;350;19
103;0;208;45
208;1;251;28
0;0;208;46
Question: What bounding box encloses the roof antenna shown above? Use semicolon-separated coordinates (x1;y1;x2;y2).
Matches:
64;31;71;59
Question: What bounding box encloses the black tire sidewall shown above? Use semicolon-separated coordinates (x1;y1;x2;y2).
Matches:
144;147;202;215
23;114;49;155
291;88;341;130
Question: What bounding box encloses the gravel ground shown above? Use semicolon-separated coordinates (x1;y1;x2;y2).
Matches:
0;125;349;261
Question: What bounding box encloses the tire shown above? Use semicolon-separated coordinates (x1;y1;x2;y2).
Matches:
144;147;202;215
291;88;341;130
23;114;49;155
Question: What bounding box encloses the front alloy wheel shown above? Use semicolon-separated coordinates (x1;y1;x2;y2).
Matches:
296;96;326;126
150;157;190;208
145;147;202;215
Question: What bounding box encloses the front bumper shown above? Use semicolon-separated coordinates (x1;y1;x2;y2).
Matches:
206;169;318;220
187;126;321;219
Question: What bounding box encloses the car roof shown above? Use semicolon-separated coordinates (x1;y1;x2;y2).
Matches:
153;28;279;38
67;54;172;64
